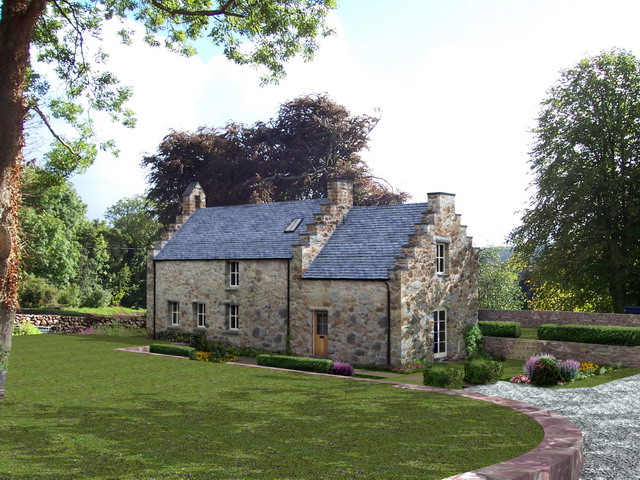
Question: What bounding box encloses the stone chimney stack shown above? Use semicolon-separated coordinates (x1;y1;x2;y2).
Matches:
159;181;207;243
326;179;354;211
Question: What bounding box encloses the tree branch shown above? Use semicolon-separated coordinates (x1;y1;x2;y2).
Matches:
150;0;245;18
29;102;81;161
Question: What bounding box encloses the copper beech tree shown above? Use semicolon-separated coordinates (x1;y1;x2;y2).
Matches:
0;0;336;399
143;94;409;223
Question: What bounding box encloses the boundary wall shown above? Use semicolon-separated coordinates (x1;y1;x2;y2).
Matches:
15;313;145;334
479;309;640;328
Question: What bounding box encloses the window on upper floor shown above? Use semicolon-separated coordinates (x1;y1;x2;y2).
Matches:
228;261;239;287
436;243;448;274
168;301;180;326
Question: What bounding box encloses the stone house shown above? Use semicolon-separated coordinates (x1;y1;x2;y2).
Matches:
147;179;478;366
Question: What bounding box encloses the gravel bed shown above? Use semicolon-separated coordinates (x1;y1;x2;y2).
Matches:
466;374;640;480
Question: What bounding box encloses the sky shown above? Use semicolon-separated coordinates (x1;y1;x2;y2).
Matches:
37;0;640;246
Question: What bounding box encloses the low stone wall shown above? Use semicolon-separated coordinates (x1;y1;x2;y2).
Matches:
483;336;640;367
15;313;146;334
479;309;640;328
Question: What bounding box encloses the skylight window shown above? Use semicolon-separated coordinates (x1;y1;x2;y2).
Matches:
284;218;303;233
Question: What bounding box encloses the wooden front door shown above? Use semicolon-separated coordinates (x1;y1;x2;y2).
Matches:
313;311;329;356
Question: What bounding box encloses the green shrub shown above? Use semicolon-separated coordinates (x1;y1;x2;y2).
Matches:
537;324;640;347
464;323;483;357
463;359;503;384
423;364;464;389
81;286;112;308
57;285;80;307
189;332;210;351
12;321;43;336
149;344;196;359
256;354;333;373
18;275;59;308
530;357;559;387
478;321;521;338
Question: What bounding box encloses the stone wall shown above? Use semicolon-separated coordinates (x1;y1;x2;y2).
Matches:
482;336;640;367
15;313;145;334
151;259;289;352
396;193;479;362
289;272;390;365
479;309;640;328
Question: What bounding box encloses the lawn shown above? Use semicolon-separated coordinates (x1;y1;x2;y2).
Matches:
0;335;543;480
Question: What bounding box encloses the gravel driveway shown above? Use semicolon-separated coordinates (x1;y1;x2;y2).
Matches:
466;374;640;480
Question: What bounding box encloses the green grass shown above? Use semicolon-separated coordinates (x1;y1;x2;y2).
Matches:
520;327;538;339
20;306;146;317
0;335;543;480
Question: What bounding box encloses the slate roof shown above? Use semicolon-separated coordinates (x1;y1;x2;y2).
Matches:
302;203;428;279
155;199;326;260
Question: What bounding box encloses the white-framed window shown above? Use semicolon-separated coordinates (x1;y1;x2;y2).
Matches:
194;302;206;327
433;309;447;358
436;243;447;274
227;304;239;330
169;301;180;326
228;261;239;287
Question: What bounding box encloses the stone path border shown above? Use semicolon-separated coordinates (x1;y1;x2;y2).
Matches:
116;346;583;480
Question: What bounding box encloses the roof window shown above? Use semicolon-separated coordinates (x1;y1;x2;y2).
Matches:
284;218;303;233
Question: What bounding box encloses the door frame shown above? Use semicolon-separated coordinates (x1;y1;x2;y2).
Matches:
312;309;329;356
433;308;447;359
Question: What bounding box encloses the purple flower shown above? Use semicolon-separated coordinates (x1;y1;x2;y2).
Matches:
524;354;556;375
332;361;354;376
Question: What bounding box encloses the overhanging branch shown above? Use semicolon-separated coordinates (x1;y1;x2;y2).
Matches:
150;0;245;18
29;102;82;162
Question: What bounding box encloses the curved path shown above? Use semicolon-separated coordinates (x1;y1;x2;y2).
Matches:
467;374;640;480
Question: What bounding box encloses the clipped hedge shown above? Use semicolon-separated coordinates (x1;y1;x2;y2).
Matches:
478;321;521;338
149;344;196;359
537;324;640;347
256;354;333;373
463;359;503;384
423;364;464;389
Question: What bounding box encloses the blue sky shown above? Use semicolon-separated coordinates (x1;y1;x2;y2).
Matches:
54;0;640;246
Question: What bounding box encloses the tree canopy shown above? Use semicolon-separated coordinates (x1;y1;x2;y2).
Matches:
477;247;525;310
143;94;408;222
510;49;640;313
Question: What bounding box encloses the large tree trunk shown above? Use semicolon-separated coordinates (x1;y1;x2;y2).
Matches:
0;0;46;400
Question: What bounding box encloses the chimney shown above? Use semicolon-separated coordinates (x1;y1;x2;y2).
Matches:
160;181;207;242
326;178;353;210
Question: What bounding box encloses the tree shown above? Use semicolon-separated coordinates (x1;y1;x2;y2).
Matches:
105;195;162;308
1;0;336;399
478;247;525;310
510;49;640;313
143;94;408;221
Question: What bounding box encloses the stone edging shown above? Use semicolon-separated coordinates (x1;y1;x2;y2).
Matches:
116;347;584;480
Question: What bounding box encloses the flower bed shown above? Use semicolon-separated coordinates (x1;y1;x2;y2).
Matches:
510;354;623;386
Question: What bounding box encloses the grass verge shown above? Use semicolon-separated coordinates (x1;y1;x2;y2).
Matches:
0;335;543;480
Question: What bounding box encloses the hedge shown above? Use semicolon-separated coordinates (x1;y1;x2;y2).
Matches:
256;354;333;373
423;364;464;389
537;324;640;347
478;321;521;338
149;344;196;359
463;359;503;384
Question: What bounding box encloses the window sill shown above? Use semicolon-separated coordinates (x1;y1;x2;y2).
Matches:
167;325;181;330
225;287;239;291
223;330;240;335
192;327;208;332
436;273;450;278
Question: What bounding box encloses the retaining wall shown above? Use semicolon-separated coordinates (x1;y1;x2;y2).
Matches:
479;309;640;328
15;313;146;334
483;336;640;367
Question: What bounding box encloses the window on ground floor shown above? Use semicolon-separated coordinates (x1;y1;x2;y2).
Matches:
227;304;239;330
433;309;447;358
194;302;206;327
169;301;180;326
